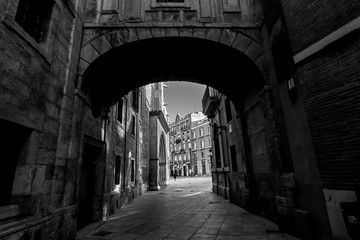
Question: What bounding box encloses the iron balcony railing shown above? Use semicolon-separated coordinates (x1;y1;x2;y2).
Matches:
202;86;219;117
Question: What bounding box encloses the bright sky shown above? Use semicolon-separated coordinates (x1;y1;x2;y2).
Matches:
163;81;207;123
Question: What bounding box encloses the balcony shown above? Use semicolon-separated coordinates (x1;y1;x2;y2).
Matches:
202;86;219;118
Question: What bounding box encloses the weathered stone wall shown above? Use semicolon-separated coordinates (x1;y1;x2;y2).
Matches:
105;87;150;217
209;88;306;238
0;0;83;238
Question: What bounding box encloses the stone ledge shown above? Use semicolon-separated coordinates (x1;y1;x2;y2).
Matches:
83;22;258;29
0;205;21;221
0;215;51;238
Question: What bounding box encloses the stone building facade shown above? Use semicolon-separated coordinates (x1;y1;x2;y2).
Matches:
169;112;205;177
0;0;359;239
204;86;300;235
190;117;212;176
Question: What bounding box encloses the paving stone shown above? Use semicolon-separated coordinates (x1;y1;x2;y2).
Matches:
218;228;243;236
76;177;300;240
196;227;219;235
191;233;217;239
242;235;269;240
216;235;242;240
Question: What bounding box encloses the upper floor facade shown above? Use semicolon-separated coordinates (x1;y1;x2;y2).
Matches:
84;0;263;26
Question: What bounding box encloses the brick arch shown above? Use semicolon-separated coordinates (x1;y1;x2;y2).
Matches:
79;27;269;83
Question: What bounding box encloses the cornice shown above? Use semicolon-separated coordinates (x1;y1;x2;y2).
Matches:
150;110;170;133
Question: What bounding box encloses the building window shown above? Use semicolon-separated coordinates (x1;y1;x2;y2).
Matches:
193;142;197;150
199;128;204;137
214;138;221;168
131;159;135;182
230;145;238;172
114;155;121;185
117;99;123;123
225;98;232;122
192;131;196;139
132;89;139;111
15;0;55;43
201;151;205;159
131;115;136;135
200;140;204;149
0;119;32;206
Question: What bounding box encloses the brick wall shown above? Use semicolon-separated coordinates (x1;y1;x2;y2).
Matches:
281;0;360;54
298;32;360;189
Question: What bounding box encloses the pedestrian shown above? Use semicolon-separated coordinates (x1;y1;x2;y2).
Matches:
173;171;177;181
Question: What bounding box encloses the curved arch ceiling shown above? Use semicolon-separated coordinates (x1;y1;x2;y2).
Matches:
81;37;264;117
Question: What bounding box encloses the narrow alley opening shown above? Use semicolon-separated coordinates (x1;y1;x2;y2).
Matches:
74;80;301;240
2;1;359;239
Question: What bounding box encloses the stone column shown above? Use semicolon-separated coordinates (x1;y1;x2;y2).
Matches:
149;158;160;191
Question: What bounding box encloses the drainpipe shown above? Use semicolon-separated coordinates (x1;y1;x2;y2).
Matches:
122;97;128;191
135;107;138;186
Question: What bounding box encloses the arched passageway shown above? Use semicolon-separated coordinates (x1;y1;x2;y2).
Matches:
75;35;329;240
78;35;275;219
1;0;355;238
81;36;266;118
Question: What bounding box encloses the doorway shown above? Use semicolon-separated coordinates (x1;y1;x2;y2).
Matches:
77;141;103;230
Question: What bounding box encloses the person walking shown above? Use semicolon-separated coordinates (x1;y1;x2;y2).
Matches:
173;171;178;181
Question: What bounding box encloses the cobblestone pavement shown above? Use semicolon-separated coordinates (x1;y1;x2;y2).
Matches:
77;176;300;240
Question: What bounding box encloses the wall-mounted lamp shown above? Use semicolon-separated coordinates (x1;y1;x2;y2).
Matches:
211;122;227;137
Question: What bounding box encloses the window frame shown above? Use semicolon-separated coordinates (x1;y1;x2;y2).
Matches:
2;0;59;63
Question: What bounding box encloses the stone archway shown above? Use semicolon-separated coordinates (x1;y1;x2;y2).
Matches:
78;27;270;118
75;27;330;240
77;30;286;215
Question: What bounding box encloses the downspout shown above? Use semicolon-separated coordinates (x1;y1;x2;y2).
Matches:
223;107;231;201
217;107;224;198
135;111;138;186
122;97;128;191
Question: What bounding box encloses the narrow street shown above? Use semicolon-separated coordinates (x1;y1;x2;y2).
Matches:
76;177;300;240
